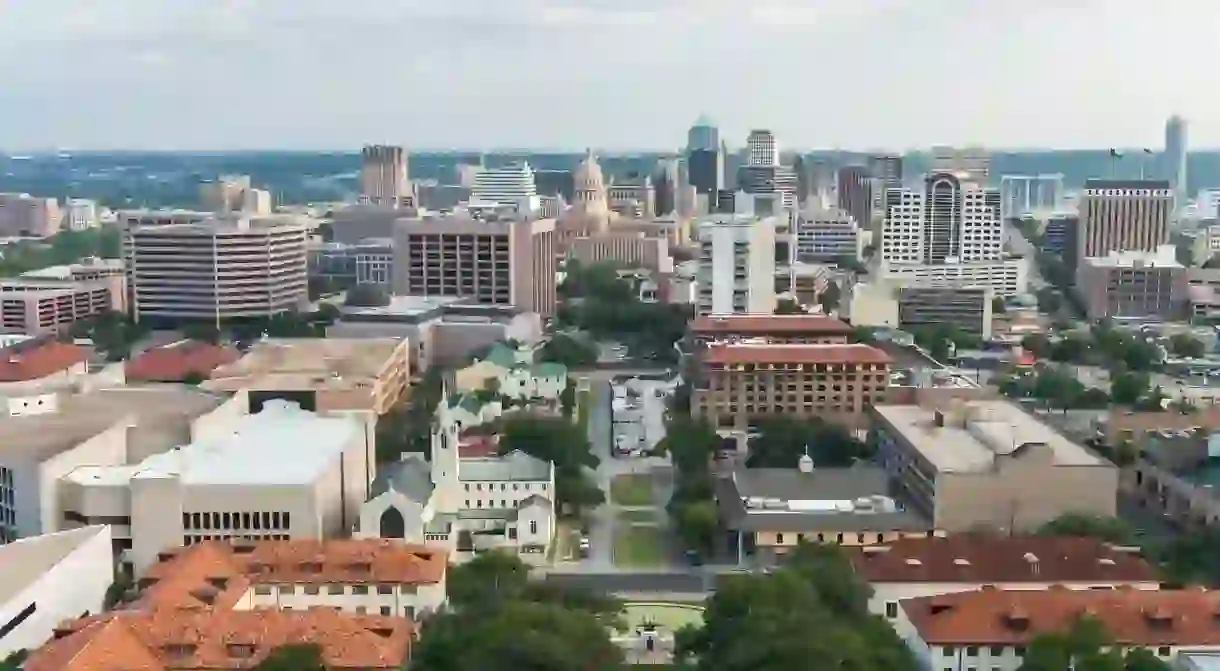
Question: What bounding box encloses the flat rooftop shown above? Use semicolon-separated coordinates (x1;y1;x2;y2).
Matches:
339;295;460;319
873;400;1107;473
0;526;108;606
205;338;403;391
69;400;361;486
691;314;853;336
0;387;228;463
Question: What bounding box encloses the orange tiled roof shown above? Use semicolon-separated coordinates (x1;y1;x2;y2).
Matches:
0;339;86;382
903;588;1220;646
702;343;891;365
691;314;853;335
125;340;240;383
25;608;412;671
136;539;446;610
847;535;1158;584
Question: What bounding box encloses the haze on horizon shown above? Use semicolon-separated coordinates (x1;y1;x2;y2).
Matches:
0;0;1216;152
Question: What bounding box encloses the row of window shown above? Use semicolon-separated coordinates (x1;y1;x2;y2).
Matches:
183;534;290;545
463;482;544;492
182;511;290;532
254;583;418;596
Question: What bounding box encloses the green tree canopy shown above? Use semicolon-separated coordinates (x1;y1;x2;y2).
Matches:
539;333;597;368
746;416;872;469
499;416;604;515
1037;514;1135;544
252;644;326;671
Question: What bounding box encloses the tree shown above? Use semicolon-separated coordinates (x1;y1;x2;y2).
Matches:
344;283;390;307
677;545;917;671
559;380;576;419
1110;371;1151;406
253;644;326;671
1170;333;1206;359
447;551;532;610
673;499;718;553
661;418;722;553
539;334;597;368
773;298;804;315
1017;616;1170;671
1022;333;1052;359
992;295;1007;314
181;322;221;345
499;416;603;516
375;367;444;462
1038;514;1134;544
0;650;27;671
850;326;876;344
1156;527;1220;586
818;281;842;313
746;416;871;469
103;571;134;610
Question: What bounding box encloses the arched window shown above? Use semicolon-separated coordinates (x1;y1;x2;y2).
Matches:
379;506;406;539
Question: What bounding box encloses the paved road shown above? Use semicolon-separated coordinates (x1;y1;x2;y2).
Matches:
1004;224;1047;290
582;380;616;570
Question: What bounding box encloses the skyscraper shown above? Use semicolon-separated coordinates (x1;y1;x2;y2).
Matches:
1077;179;1172;266
745;130;779;167
837;166;873;234
686;116;724;199
881;172;1002;265
470;162;540;213
1165;115;1188;209
360;145;411;208
653;158;680;216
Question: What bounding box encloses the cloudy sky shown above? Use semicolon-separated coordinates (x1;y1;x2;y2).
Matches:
0;0;1215;151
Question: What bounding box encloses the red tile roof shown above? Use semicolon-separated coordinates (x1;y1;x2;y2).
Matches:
0;339;87;382
125;340;240;383
702;343;891;365
26;608;413;671
903;588;1220;646
847;535;1158;584
691;314;853;335
458;434;500;458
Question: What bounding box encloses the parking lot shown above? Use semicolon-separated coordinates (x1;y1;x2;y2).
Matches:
611;376;676;457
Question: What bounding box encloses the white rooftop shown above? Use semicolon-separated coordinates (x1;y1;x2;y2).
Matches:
1084;244;1181;269
873;400;1107;473
0;526;109;606
69;401;360;486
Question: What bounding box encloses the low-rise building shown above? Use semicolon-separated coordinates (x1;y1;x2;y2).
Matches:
59;400;373;573
878;258;1028;296
0;386;233;545
899;286;995;339
795;206;865;262
136;538;447;617
325;296;544;372
714;461;929;564
0;193;60;238
125;340;240;383
1077;246;1186;321
0;277;122;336
204;337;410;414
846;535;1160;621
0;525;113;658
452;342;567;401
1128;430;1220;531
895;588;1220;671
692;343;891;432
0;337;89;396
870;400;1118;532
689;313;853;347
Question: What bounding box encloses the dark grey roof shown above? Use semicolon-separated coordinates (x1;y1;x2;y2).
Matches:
715;467;930;533
372;455;434;503
458;449;551;482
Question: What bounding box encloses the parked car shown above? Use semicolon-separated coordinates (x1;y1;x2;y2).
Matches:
578;537;591;558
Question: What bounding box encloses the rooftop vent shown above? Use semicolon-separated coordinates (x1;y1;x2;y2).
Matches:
904;558;922;566
1098;558;1116;566
1003;607;1031;631
953;558;971;566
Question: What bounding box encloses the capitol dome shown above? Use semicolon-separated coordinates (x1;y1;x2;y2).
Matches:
574;149;605;192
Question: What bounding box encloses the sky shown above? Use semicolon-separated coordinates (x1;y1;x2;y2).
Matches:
0;0;1217;151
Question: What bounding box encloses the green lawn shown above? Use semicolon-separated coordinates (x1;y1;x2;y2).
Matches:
618;509;657;524
610;474;654;506
613;525;668;568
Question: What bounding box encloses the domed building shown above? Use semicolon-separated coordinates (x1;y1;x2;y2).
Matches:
565;149;611;234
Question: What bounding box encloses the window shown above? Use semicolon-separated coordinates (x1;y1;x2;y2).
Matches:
212;512;220;529
304;586;319;595
943;647;955;657
271;512;281;528
377;585;393;595
989;647;1003;656
885;602;898;618
1014;647;1025;657
1158;647;1171;657
222;513;231;529
327;585;344;595
278;585;295;595
242;512;251;528
355;606;367;614
966;647;978;657
261;512;270;529
380;606;391;616
776;533;784;544
352;585;369;595
282;512;290;528
202;513;211;530
529;520;538;534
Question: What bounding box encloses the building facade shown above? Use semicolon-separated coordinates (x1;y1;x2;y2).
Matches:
692;343;891;431
881;172;1003;266
1077;246;1186;321
0;193;60;238
695;215;778;315
870;400;1118;532
878;258;1028;296
392;214;557;317
898;286;995;339
360;145;412;208
796;207;864;262
125;217;308;323
1077;179;1172;265
470;162;540;213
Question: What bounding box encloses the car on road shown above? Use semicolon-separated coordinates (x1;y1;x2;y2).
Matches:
578;536;591;558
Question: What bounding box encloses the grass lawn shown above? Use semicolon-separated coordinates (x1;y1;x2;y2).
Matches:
613;525;668;568
610;473;654;506
618;509;657;524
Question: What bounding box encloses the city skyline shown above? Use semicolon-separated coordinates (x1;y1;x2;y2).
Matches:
0;1;1216;151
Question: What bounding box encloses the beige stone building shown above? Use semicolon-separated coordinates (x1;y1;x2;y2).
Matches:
204;338;410;414
692;342;891;432
870;400;1118;532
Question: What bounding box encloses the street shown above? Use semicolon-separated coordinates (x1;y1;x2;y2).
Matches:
1003;223;1048;291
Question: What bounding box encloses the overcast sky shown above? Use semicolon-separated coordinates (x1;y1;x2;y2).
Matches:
0;0;1216;151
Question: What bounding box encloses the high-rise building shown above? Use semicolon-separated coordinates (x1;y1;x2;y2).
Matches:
653;159;680;216
1076;179;1172;266
63;198;99;231
392;214;557;316
880;172;1002;265
746;130;779;167
695;214;778;315
470;162;540;213
687;114;720;152
0;193;61;238
930;147;990;182
688;149;724;198
837;166;874;233
125;216;309;324
792;155;811;203
868;154;904;188
1165;115;1188;209
360;145;412;208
